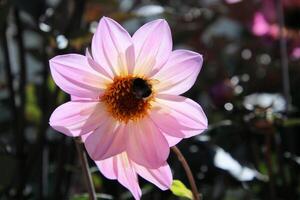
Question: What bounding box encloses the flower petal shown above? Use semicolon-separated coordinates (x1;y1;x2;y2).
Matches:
49;54;108;99
134;162;172;190
96;156;117;179
49;101;102;137
70;95;91;101
153;50;203;95
132;19;172;76
92;17;134;76
149;108;184;146
96;153;142;200
163;133;182;147
86;48;114;80
150;108;185;138
85;120;127;160
127;119;170;168
155;94;207;138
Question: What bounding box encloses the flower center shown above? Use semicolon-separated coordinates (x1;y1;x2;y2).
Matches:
101;76;153;123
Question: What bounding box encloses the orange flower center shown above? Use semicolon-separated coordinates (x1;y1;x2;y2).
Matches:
101;76;153;123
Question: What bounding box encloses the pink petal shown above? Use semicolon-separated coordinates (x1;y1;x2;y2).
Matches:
132;19;172;76
81;131;91;143
134;162;172;190
91;17;134;76
163;133;182;146
96;153;142;200
70;95;91;101
149;108;185;138
155;94;208;138
96;157;117;179
85;120;127;160
115;154;142;200
49;101;102;137
49;54;108;99
86;48;114;80
152;50;203;95
150;106;202;140
127;119;170;168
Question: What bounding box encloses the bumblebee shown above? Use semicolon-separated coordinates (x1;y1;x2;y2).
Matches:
132;78;152;99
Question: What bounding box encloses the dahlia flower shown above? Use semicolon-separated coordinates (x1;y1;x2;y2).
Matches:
49;16;207;195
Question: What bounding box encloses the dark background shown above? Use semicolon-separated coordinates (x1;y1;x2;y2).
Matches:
0;0;300;199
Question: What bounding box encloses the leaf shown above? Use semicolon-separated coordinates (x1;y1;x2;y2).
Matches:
47;75;56;93
170;180;193;200
92;173;103;189
283;118;300;127
25;84;41;123
70;194;89;200
71;193;113;200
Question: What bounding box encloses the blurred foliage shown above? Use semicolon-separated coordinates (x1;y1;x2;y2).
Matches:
25;84;41;124
70;194;89;200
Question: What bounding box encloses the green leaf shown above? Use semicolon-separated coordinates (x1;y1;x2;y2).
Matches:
71;193;113;200
258;162;268;175
170;180;193;200
70;194;89;200
283;118;300;127
92;173;103;189
47;75;56;93
25;84;41;123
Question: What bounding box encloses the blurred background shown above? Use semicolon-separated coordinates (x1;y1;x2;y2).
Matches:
1;0;300;199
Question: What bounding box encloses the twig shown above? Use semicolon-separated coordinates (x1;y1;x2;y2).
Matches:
74;138;97;200
275;0;291;113
63;142;77;199
264;134;276;199
36;35;51;199
14;8;27;198
171;146;201;200
274;1;291;198
1;17;18;140
53;137;67;199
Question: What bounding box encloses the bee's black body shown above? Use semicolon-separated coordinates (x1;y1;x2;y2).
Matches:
132;78;152;99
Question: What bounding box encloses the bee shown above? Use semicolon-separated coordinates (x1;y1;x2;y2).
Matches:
132;78;152;99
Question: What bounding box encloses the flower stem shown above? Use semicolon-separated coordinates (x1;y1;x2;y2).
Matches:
74;138;97;200
171;146;201;200
275;0;291;112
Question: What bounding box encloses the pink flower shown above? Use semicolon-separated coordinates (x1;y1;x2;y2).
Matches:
252;12;280;38
251;0;300;39
95;152;172;200
225;0;243;4
292;47;300;59
252;12;273;37
49;17;207;171
244;0;300;58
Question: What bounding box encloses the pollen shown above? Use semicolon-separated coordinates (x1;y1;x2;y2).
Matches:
101;76;153;123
